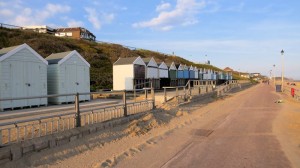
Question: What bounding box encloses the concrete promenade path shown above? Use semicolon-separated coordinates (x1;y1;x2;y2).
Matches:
115;83;300;168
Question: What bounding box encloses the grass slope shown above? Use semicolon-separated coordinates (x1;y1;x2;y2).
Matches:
0;28;226;90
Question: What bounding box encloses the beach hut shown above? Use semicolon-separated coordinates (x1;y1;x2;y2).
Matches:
212;71;217;80
0;43;48;111
143;57;160;89
229;72;233;80
158;61;169;87
158;61;168;78
46;50;90;104
183;65;189;79
189;65;195;79
199;68;203;80
167;62;177;86
176;64;185;86
194;67;199;79
113;56;146;90
143;57;158;79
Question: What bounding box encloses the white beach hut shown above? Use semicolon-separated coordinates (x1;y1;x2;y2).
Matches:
158;61;168;78
0;43;48;111
143;57;159;79
113;56;146;90
46;50;90;104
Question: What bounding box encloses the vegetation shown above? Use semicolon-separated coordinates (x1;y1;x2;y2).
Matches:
0;28;225;90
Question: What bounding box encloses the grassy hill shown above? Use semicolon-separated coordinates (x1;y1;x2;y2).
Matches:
0;27;226;90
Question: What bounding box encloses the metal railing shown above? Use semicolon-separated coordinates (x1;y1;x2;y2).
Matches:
162;80;228;103
0;89;155;146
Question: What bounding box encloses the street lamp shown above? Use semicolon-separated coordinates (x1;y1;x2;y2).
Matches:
281;50;284;92
273;64;275;86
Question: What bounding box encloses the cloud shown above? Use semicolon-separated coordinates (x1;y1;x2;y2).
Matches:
84;7;115;30
0;2;71;26
133;0;206;31
156;2;171;12
85;7;102;29
0;9;14;17
67;20;84;27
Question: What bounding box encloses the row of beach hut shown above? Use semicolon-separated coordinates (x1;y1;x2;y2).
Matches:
0;43;90;111
113;56;232;90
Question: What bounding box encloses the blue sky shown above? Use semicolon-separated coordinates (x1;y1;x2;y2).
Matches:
1;0;300;79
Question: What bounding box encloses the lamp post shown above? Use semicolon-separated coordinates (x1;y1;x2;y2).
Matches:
281;50;284;92
273;64;276;86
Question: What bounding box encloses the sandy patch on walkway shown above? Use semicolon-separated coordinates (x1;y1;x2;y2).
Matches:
274;92;300;167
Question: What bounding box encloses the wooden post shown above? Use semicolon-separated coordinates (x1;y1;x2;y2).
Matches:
184;87;186;100
151;84;155;109
188;81;191;96
164;88;167;103
0;130;2;146
145;89;148;100
75;93;81;127
133;81;136;102
123;90;128;117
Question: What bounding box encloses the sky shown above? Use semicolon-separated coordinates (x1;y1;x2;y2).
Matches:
1;0;300;79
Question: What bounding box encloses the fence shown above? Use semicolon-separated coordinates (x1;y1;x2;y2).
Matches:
162;80;239;104
0;89;154;146
0;80;240;146
0;23;23;29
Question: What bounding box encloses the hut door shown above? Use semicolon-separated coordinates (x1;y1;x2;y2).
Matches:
11;61;26;107
66;65;77;102
76;65;85;100
25;62;39;106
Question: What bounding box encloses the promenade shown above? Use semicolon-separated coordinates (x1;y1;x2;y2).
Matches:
3;83;300;167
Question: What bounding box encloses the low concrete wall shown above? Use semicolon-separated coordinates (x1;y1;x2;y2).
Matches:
0;113;145;164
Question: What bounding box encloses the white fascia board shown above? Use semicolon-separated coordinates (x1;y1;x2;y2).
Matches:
169;62;177;70
133;56;146;66
147;57;158;67
158;61;168;69
0;43;48;65
177;64;183;71
58;50;90;67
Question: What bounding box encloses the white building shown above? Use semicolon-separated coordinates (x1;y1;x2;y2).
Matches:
22;25;55;34
143;57;159;79
0;43;48;111
158;62;168;78
113;56;146;90
46;50;90;104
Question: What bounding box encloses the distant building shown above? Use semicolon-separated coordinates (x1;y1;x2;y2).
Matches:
240;73;250;78
224;67;233;72
250;73;261;77
22;25;55;34
55;27;96;41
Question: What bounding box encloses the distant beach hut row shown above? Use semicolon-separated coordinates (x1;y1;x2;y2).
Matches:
113;56;232;90
0;43;90;111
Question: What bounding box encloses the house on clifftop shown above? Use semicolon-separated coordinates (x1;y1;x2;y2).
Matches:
55;27;96;41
